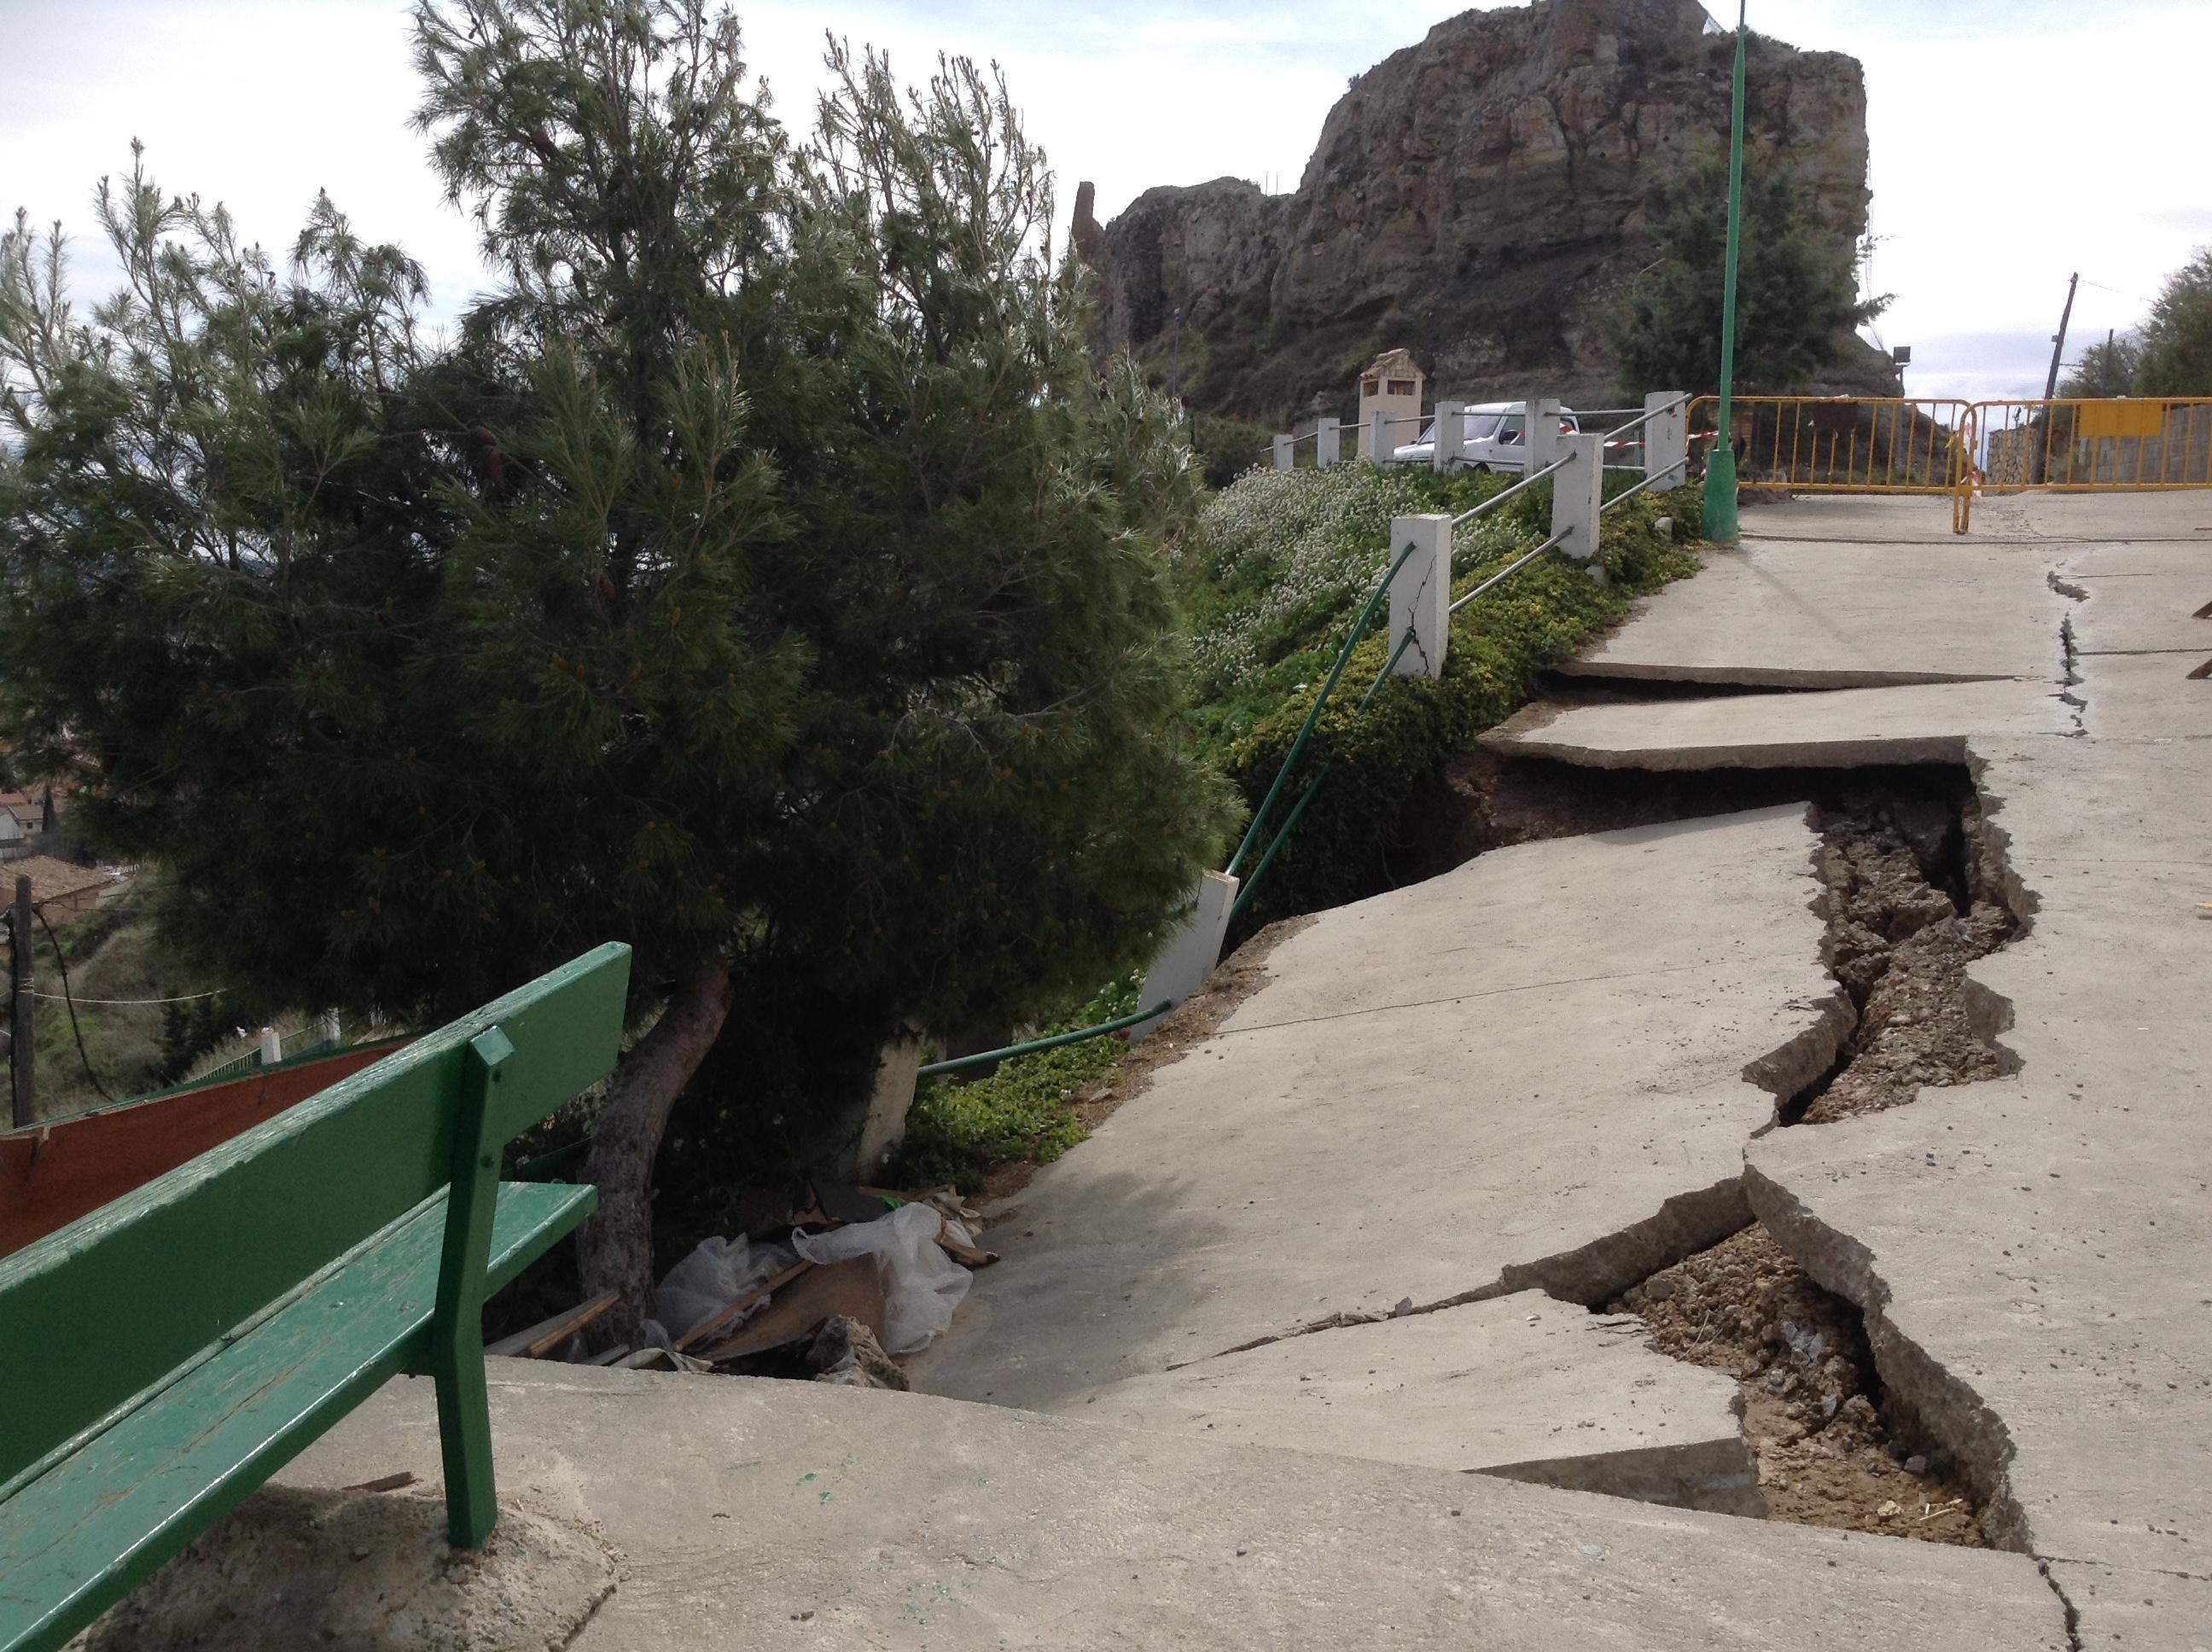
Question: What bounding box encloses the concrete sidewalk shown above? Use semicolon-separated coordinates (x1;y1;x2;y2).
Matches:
908;806;1845;1412
276;1360;2063;1651
1551;492;2212;1647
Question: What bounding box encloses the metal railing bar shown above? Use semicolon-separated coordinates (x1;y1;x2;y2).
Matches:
916;1000;1174;1079
1228;628;1419;923
1224;538;1420;879
1599;468;1673;515
1448;453;1574;528
1448;530;1569;614
1601;394;1689;439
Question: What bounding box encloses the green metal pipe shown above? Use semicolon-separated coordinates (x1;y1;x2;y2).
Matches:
1230;628;1418;923
916;1001;1173;1080
1702;0;1748;544
1225;538;1418;879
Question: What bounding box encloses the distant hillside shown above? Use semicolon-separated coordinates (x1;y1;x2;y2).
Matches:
1074;0;1877;422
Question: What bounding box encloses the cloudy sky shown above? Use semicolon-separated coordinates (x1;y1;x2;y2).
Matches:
7;0;2208;403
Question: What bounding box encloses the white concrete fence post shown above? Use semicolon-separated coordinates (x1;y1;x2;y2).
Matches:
1551;432;1605;568
1133;870;1240;1039
1316;416;1340;469
1387;514;1453;679
1369;410;1390;466
318;1009;342;1047
1527;397;1562;474
258;1026;282;1067
1644;390;1688;486
1432;400;1464;474
1271;434;1293;473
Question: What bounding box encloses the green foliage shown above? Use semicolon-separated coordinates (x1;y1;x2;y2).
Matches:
1188;413;1277;489
1213;475;1700;937
2059;333;2143;399
0;6;1235;1199
1606;154;1886;395
888;974;1140;1193
2136;248;2212;396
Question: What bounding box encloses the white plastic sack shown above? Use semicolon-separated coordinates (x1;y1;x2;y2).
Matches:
646;1233;798;1350
790;1201;971;1355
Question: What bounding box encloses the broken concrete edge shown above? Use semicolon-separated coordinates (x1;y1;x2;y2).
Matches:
1742;986;1858;1121
1499;730;1984;772
1495;1172;1755;1309
1556;660;2023;691
1961;746;2044;933
1171;1167;1761;1375
1742;1157;2029;1554
1478;1432;1766;1521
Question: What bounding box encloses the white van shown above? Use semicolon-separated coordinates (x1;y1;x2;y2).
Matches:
1392;402;1581;471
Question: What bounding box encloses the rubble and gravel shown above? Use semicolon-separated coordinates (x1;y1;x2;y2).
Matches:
1610;1224;1985;1544
1797;798;2018;1124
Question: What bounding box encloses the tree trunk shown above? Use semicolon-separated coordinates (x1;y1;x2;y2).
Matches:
578;963;735;1342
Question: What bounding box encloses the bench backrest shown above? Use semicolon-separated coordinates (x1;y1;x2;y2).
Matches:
0;943;631;1492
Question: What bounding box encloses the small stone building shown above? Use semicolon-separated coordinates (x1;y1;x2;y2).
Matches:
1358;349;1425;459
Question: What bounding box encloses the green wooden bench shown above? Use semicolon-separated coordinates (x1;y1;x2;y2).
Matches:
0;943;632;1652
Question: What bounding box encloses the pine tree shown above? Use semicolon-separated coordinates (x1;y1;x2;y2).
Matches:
0;1;1232;1329
1606;154;1887;395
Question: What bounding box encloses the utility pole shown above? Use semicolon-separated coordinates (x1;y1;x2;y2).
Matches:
11;875;32;1127
1700;0;1749;544
2033;272;2078;486
2042;272;2079;402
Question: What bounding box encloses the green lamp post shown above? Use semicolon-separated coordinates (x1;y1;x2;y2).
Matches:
1702;0;1749;544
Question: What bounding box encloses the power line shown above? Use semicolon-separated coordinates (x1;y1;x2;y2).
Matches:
26;988;223;1006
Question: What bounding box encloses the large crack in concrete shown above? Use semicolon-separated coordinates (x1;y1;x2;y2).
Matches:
1406;718;2053;1544
1776;794;2023;1127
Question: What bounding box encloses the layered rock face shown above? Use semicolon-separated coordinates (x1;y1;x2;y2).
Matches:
1075;0;1871;420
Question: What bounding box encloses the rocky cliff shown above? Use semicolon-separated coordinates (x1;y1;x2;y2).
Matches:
1075;0;1871;420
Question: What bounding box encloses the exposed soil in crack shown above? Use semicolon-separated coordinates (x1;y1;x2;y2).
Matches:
1788;795;2020;1125
1610;1223;1986;1545
1412;746;2027;1131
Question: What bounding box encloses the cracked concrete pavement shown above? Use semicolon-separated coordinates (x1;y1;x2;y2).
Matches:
253;491;2196;1649
1549;492;2212;1647
907;804;1846;1417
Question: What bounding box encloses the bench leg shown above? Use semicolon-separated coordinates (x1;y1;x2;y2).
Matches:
429;1027;514;1549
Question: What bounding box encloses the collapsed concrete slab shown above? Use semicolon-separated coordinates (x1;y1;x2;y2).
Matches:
1071;1290;1759;1515
1484;679;2072;771
1745;735;2212;1576
910;806;1844;1411
1558;538;2065;687
276;1361;2064;1651
1485;498;2212;1638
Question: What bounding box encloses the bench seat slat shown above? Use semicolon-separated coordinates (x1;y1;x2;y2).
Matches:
0;1179;592;1652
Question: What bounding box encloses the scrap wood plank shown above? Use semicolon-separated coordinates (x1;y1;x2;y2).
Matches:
670;1260;812;1353
484;1289;620;1358
697;1257;882;1363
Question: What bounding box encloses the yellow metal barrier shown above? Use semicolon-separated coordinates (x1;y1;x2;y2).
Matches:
1683;395;2212;534
1686;396;1973;496
1970;398;2212;492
